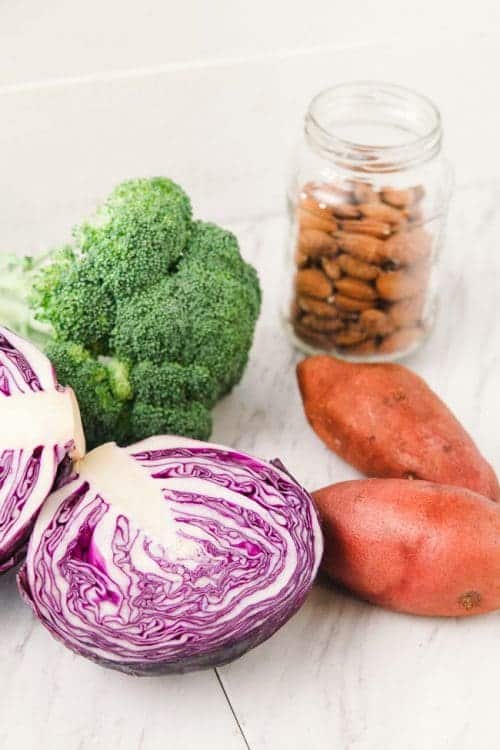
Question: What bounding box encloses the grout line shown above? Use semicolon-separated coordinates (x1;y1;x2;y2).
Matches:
0;30;490;96
214;668;252;750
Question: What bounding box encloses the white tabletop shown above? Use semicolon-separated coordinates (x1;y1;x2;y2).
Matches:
1;182;499;750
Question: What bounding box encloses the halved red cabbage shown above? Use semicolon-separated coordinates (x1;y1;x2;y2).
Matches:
0;326;85;573
19;437;323;674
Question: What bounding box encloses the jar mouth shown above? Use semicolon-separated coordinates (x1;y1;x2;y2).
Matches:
305;81;442;173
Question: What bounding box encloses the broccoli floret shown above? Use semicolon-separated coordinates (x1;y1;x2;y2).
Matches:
30;247;115;353
131;361;218;407
77;177;192;298
0;179;261;450
130;401;212;442
113;221;261;395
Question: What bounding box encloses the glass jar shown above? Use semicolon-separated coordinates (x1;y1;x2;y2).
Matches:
285;82;453;360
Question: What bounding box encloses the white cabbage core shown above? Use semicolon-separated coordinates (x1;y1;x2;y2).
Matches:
74;443;188;553
0;388;85;456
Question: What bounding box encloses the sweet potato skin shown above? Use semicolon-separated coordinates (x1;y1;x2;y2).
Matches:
314;479;500;616
297;356;499;501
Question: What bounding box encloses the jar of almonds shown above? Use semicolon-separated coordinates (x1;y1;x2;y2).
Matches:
286;82;453;360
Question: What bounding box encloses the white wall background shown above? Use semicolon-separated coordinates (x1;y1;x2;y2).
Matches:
1;2;499;253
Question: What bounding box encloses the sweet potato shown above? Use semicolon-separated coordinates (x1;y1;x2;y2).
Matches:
313;478;500;616
297;356;499;500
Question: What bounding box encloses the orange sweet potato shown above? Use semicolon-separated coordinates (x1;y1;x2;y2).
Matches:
314;478;500;616
297;356;499;501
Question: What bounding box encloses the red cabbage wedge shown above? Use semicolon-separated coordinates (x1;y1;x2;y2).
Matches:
0;326;85;574
19;437;322;674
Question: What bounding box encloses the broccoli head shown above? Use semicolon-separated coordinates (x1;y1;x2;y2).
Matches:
7;178;261;449
76;177;193;299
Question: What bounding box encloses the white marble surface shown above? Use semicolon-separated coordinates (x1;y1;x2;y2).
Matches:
1;180;499;750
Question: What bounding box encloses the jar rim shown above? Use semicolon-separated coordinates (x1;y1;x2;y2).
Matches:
305;81;442;173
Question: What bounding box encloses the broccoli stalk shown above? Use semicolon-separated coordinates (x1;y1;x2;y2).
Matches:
0;178;261;449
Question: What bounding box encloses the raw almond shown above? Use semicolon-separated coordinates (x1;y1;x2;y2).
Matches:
376;269;426;301
331;204;362;220
296;268;332;299
298;208;338;233
358;202;405;226
381;185;425;208
359;308;395;336
334;294;374;313
301;314;344;333
295;248;308;267
337;253;380;281
321;257;341;280
299;196;334;219
352;182;380;204
380;187;413;208
388;296;425;327
293;322;334;350
297;295;338;318
340;219;392;239
334;325;368;346
335;231;387;265
378;326;423;354
384;228;432;265
299;228;338;258
335;277;377;301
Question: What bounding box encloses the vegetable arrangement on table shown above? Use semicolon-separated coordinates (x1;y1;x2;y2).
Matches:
0;175;499;679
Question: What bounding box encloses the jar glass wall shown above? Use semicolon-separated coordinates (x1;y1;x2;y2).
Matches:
285;82;453;360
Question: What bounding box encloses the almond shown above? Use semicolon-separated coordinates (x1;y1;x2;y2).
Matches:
334;325;368;346
293;322;335;350
352;181;380;204
335;231;387;265
359;309;395;336
295;248;309;267
299;195;334;218
378;327;423;354
388;296;425;327
331;204;362;220
299;229;338;258
337;253;380;281
296;268;332;299
297;295;338;318
380;187;412;208
301;314;344;333
376;269;427;301
334;294;374;313
298;208;338;233
381;185;425;208
321;257;341;280
340;219;392;239
358;202;405;226
335;277;377;301
384;228;432;265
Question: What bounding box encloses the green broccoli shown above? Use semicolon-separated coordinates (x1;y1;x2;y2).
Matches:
0;178;261;449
